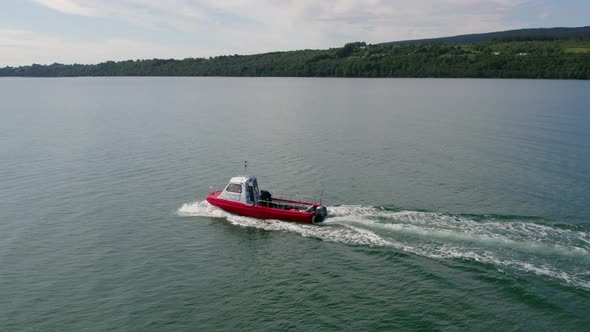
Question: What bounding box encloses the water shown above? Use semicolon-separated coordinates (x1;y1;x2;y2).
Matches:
1;77;589;331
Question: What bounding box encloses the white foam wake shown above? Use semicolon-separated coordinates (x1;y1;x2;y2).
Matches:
177;200;231;218
177;201;396;247
177;201;590;290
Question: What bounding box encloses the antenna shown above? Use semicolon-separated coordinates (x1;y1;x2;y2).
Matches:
320;189;324;205
244;160;248;175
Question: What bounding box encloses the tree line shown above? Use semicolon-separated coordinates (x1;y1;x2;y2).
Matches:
1;39;589;79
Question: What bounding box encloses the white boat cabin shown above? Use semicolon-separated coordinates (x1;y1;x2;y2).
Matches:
218;176;261;205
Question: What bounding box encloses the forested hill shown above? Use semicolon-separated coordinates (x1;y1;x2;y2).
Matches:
382;26;590;45
1;27;590;79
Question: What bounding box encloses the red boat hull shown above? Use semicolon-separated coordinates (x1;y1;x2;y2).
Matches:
206;191;319;223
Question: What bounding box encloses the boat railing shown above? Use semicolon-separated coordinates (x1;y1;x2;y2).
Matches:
258;196;314;211
265;190;320;204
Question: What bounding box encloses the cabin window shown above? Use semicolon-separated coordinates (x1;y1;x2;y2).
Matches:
225;183;242;193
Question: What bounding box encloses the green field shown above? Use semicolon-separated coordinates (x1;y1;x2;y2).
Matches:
563;42;590;53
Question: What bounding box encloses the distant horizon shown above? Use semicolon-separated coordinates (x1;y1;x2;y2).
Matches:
2;25;589;68
1;0;589;66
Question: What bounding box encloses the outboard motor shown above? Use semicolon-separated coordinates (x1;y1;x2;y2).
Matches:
312;206;328;224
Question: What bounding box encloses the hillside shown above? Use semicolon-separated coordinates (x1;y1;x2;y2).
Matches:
1;27;589;79
381;26;590;45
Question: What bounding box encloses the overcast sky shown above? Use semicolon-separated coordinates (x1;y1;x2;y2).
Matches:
0;0;588;66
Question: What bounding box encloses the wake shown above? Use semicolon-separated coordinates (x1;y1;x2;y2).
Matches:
178;201;590;290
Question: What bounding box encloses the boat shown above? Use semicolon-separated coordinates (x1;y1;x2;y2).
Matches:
206;175;328;224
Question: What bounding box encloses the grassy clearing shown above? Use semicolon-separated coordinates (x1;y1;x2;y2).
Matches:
561;42;590;53
565;47;590;53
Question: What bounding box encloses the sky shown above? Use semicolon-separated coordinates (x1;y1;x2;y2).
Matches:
0;0;588;66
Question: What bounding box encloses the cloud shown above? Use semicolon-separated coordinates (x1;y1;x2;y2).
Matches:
30;0;525;41
31;0;211;31
199;0;525;50
32;0;99;16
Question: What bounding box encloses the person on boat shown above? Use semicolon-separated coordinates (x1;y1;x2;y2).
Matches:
260;190;272;207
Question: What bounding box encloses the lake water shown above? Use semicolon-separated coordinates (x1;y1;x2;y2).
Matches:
1;77;589;331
